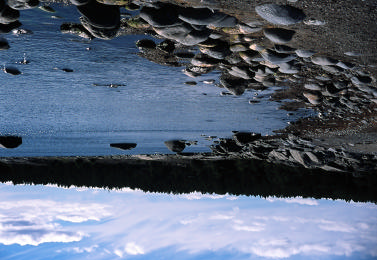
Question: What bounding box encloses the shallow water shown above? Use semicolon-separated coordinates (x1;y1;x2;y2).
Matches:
0;4;315;156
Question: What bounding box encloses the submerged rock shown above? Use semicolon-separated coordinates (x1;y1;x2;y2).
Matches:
3;66;21;75
164;140;186;153
0;136;22;149
263;28;295;44
136;39;156;49
255;4;305;25
0;37;10;50
110;143;137;150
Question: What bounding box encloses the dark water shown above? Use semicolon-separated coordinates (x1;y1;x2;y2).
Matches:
0;0;376;259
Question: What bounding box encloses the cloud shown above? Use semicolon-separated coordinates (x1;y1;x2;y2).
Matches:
266;196;318;206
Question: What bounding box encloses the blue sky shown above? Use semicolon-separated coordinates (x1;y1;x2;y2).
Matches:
0;183;376;260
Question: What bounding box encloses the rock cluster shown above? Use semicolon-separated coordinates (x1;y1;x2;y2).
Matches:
210;132;377;173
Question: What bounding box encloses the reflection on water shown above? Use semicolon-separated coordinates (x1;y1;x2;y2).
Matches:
0;183;376;260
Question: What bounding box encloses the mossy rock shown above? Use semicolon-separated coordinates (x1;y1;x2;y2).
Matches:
126;16;150;29
96;0;130;5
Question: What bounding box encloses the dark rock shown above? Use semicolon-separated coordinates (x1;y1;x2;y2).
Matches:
209;15;237;27
164;140;186;153
220;77;246;95
175;52;195;59
263;28;295;44
4;66;21;75
0;20;22;33
0;5;20;24
77;0;120;29
60;22;94;40
140;4;182;27
62;68;73;72
110;143;137;150
255;4;305;25
178;7;227;26
156;39;175;53
136;39;156;49
274;44;296;53
80;16;119;40
8;0;39;10
38;5;55;13
0;37;9;50
233;132;261;145
0;136;22;148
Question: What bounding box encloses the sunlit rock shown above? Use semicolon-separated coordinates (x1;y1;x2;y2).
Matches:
38;5;55;13
303;92;321;105
255;4;305;25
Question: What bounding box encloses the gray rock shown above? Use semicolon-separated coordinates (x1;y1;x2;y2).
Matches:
260;49;297;65
178;7;227;25
274;44;296;53
311;56;338;66
263;28;295;44
8;0;39;10
255;4;305;25
228;66;254;80
304;83;322;91
295;49;316;58
336;61;355;70
77;1;120;29
233;132;261;145
210;15;237;27
278;61;300;74
0;5;20;24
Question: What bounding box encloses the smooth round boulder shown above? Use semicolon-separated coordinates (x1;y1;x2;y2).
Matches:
77;0;120;29
7;0;39;10
255;4;305;25
263;28;295;44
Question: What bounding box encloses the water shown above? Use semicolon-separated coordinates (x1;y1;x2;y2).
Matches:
0;4;312;156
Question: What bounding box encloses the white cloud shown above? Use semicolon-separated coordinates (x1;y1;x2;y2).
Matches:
266;196;318;206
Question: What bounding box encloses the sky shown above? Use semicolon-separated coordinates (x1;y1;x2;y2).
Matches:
0;183;376;260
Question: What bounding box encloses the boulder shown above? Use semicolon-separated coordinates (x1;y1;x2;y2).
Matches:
164;140;186;153
0;136;22;148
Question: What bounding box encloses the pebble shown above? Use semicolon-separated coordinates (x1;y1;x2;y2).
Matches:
255;4;305;25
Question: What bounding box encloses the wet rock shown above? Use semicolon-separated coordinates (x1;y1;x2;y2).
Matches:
69;0;90;6
175;52;195;59
136;39;156;49
263;28;295;44
220;77;246;95
238;50;260;64
233;132;261;145
191;54;218;67
209;32;223;39
0;37;9;50
178;7;227;26
210;15;237;28
311;56;338;66
155;24;210;46
3;66;21;75
230;43;249;52
303;92;321;105
255;4;305;25
184;81;197;85
38;5;55;12
80;16;119;40
60;23;94;39
126;16;150;29
199;43;230;60
228;66;254;79
0;5;20;24
344;51;362;57
8;0;39;10
260;49;297;65
156;39;175;53
304;83;322;91
11;28;33;35
140;4;182;27
96;0;129;5
351;75;373;86
0;136;22;148
295;49;316;58
336;61;355;70
274;44;296;53
0;21;21;34
238;23;262;34
164;140;186;153
322;65;343;74
278;61;300;74
77;1;120;29
110;143;137;150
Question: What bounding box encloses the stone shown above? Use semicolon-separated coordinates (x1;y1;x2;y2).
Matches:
228;66;254;80
80;16;119;40
0;5;20;24
0;37;9;50
220;77;246;95
3;66;21;75
164;140;186;153
304;19;326;25
110;143;137;150
60;23;93;40
295;49;316;58
77;1;120;29
255;4;305;25
278;61;300;74
8;0;39;10
0;21;22;34
126;16;150;29
136;39;156;49
230;43;249;52
140;4;181;27
336;61;355;70
351;75;372;86
304;83;322;91
210;15;238;28
260;49;297;65
191;54;218;67
0;136;22;148
263;28;295;44
233;132;261;145
238;23;262;34
311;56;338;66
274;44;296;53
303;92;321;105
178;7;227;26
238;50;260;64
